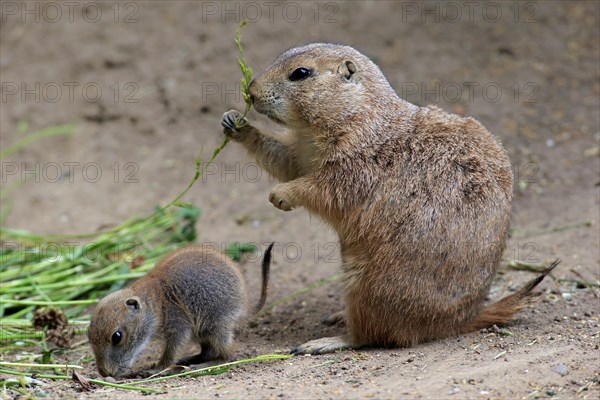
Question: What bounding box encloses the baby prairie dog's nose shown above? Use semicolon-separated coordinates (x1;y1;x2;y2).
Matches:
96;360;117;377
97;364;109;377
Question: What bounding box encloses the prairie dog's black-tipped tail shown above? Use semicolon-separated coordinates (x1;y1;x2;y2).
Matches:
461;259;560;333
254;242;274;313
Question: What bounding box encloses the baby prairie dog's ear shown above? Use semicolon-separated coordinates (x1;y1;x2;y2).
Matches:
339;60;357;81
125;297;142;311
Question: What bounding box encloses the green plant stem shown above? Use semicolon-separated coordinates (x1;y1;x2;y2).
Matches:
0;368;69;380
0;327;89;342
1;261;77;283
0;362;82;370
130;354;292;385
1;300;97;307
0;319;89;325
0;123;77;160
87;378;161;394
0;368;160;394
234;19;253;127
2;273;145;294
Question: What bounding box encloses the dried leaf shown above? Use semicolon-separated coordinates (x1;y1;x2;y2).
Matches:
72;371;94;392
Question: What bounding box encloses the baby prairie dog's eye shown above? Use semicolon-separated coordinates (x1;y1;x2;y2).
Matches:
111;331;122;346
289;67;312;81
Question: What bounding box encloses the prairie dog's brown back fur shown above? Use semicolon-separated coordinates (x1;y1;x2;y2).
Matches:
221;43;555;351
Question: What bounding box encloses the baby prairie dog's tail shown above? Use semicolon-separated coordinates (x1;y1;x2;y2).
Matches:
461;259;560;333
254;242;274;313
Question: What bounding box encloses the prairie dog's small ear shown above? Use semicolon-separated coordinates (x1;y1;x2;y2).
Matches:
339;60;357;81
125;297;141;311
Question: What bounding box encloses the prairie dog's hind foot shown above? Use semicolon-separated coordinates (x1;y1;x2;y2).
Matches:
291;335;360;355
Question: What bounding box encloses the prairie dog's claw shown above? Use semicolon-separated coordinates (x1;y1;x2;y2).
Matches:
221;110;247;137
269;189;293;211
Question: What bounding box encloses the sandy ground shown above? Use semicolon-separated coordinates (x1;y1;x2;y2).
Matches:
1;1;599;398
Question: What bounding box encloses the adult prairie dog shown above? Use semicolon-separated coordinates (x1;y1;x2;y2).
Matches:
88;243;273;377
221;43;558;354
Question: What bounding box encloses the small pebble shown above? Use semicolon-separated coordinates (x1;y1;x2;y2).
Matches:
553;363;568;376
449;387;460;395
562;292;573;301
104;376;117;383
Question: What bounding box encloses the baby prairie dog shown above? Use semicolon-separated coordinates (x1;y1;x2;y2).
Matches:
221;43;558;354
88;243;273;377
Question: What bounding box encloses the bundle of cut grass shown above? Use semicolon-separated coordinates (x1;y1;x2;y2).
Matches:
1;205;199;327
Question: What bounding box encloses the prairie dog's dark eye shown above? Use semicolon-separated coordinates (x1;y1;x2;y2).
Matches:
111;331;122;345
289;67;312;81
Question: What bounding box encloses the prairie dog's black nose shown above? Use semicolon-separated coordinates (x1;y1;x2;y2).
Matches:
248;79;256;103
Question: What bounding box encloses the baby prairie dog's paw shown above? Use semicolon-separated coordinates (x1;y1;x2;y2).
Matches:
269;185;293;211
221;110;248;140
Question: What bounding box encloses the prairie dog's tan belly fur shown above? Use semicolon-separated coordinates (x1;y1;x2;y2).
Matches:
221;43;557;354
294;130;319;175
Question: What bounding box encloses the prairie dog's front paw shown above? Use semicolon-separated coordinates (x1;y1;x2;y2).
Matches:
221;110;248;139
269;187;293;211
